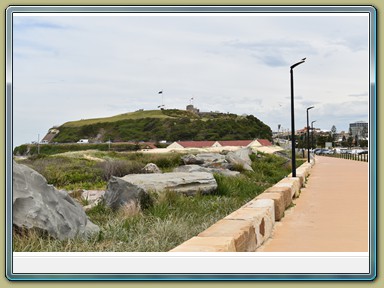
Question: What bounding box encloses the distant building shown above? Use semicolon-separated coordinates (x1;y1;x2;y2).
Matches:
167;139;272;149
167;141;216;149
186;104;199;114
349;121;368;138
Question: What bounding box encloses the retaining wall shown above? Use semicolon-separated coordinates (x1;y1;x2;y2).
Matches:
169;159;315;252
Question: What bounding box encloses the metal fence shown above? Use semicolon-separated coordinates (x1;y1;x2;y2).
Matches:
323;153;368;162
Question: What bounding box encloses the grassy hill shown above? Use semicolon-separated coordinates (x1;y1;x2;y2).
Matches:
44;109;273;144
62;109;188;127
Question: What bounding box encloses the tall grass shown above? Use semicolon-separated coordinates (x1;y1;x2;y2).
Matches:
15;151;182;190
13;152;293;252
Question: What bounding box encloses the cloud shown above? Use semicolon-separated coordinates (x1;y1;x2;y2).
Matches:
10;13;371;147
223;38;316;67
348;92;368;97
13;17;69;31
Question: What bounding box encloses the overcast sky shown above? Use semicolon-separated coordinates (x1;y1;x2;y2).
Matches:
11;12;371;147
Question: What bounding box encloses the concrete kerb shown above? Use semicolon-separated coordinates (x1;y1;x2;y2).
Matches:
169;162;313;252
169;236;236;252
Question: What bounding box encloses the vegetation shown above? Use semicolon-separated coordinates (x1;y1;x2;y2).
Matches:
13;151;300;252
14;143;141;156
22;109;272;145
16;151;182;190
61;109;180;127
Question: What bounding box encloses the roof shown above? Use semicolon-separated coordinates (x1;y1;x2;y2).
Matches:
256;139;273;146
140;142;157;149
218;140;253;147
176;141;216;148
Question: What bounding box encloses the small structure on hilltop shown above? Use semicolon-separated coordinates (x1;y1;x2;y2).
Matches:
186;104;199;114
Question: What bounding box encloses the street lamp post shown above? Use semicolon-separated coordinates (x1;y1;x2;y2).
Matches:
306;106;314;162
311;120;317;149
290;58;306;177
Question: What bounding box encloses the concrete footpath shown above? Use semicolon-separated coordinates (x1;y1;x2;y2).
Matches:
257;156;369;252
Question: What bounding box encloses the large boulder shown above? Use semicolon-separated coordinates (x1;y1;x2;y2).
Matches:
181;154;204;165
225;148;254;171
195;153;227;166
13;161;100;240
104;172;217;211
181;153;227;166
173;165;240;177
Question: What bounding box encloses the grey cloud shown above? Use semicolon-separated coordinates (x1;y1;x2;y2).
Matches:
330;34;368;52
348;92;368;97
14;18;69;31
223;39;316;67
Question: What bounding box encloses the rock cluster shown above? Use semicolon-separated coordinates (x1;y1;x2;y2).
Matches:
102;148;255;211
181;148;254;173
103;172;217;211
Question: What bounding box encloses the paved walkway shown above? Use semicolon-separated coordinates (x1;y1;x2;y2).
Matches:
257;156;369;252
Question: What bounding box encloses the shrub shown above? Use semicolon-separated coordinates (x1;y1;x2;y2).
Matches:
147;153;181;169
98;159;144;181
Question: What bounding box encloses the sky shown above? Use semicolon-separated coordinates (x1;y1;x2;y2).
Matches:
11;12;371;147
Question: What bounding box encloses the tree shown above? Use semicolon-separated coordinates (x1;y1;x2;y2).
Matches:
347;136;353;148
341;135;347;147
361;125;368;138
331;125;337;142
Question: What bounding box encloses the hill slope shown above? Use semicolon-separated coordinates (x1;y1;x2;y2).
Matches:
62;109;188;127
51;109;272;143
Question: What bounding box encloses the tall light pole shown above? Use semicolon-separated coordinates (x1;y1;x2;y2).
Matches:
290;58;306;177
306;106;314;162
311;120;317;150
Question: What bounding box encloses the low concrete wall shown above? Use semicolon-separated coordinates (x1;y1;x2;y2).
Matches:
169;160;314;252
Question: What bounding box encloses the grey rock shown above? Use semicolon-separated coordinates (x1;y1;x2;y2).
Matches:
181;154;204;165
234;148;253;165
104;172;217;210
226;149;254;172
141;163;162;174
196;153;227;165
182;153;227;166
103;176;152;211
13;161;99;240
81;190;105;205
174;165;240;177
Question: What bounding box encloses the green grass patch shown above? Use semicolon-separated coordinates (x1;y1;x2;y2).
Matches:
62;110;174;127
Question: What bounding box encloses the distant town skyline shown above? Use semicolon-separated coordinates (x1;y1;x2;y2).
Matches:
10;8;372;147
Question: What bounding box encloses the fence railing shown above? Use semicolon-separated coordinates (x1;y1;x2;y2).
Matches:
323;153;368;162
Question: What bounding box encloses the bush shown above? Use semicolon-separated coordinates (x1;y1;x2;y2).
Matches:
16;156;105;190
98;159;144;181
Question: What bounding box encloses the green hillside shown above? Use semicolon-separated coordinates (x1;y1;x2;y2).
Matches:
48;109;272;143
62;109;194;127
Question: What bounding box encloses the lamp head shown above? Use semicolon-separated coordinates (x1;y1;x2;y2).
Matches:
307;106;315;111
290;58;306;69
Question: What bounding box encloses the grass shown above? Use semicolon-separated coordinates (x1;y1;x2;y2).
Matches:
62;110;175;127
15;151;183;191
13;152;294;252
